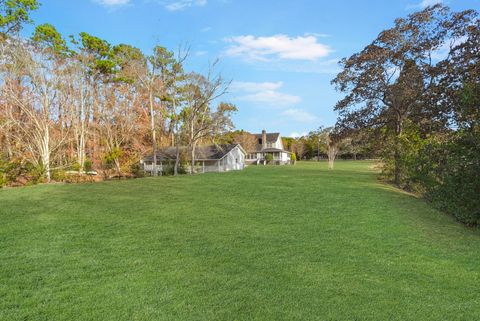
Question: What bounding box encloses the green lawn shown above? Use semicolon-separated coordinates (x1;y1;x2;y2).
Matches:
0;161;479;321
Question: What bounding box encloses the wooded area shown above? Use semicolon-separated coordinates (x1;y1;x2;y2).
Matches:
0;0;236;184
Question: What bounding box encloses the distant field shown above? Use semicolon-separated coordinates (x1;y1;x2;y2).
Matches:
0;161;479;321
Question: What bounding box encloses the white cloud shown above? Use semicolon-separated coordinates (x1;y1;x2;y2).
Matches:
194;50;208;56
289;131;308;138
305;32;330;38
408;0;442;9
230;81;283;93
419;0;442;7
241;91;301;106
430;36;467;61
201;26;212;32
262;58;341;75
281;109;318;123
230;81;301;106
164;0;207;11
224;34;332;61
94;0;130;6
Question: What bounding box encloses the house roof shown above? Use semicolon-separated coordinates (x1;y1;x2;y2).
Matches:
261;148;292;153
253;132;280;143
250;132;284;153
143;144;245;162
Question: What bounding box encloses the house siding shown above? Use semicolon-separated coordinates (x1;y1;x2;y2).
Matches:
222;146;245;171
143;144;246;174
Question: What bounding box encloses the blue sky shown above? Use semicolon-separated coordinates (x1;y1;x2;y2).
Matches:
25;0;479;137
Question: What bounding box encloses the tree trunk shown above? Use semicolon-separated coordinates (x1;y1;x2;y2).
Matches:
327;141;337;170
317;141;320;162
77;84;87;173
172;98;180;176
394;145;401;185
42;127;51;183
174;142;180;176
91;82;98;169
114;158;121;177
189;120;196;174
328;158;334;170
393;114;403;186
190;143;196;174
77;130;85;173
4;130;12;158
173;123;180;176
149;92;158;176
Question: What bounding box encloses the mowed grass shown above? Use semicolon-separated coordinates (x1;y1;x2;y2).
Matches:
0;161;479;321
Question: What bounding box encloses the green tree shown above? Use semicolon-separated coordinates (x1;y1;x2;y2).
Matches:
32;23;69;56
332;4;477;185
0;0;39;38
111;43;145;83
79;32;115;76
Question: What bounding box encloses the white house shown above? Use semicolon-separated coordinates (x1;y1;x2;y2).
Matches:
142;144;247;174
246;130;292;165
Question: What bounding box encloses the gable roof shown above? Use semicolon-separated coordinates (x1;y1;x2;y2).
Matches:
143;144;245;162
253;132;280;143
249;132;282;152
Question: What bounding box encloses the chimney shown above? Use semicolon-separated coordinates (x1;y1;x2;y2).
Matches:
262;129;267;150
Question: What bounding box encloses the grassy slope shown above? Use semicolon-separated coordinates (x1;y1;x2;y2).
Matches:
0;161;479;321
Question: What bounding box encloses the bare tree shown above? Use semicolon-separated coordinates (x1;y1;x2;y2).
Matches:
2;41;68;181
182;64;229;174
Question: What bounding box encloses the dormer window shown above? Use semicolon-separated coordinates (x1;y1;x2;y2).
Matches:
258;138;262;145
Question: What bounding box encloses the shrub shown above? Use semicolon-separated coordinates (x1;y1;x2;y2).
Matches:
0;160;45;186
130;163;145;178
412;130;480;226
103;147;123;168
84;159;93;172
378;118;479;226
71;159;93;172
71;162;81;171
265;154;273;164
162;163;187;176
51;170;66;182
290;153;297;164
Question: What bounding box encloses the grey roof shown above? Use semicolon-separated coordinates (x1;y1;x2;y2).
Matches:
143;144;244;162
261;148;291;153
253;132;280;143
251;132;283;152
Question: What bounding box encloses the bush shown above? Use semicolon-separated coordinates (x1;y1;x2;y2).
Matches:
84;159;93;172
71;162;81;171
379;119;479;226
130;163;145;178
51;170;66;182
103;147;123;168
290;153;297;163
0;160;45;186
0;158;7;187
411;130;480;226
265;154;273;164
161;163;187;176
71;159;93;172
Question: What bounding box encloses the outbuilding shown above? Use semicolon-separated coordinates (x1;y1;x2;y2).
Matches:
142;144;247;174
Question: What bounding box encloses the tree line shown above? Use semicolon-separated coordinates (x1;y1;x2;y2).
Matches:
0;0;236;185
330;4;479;225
